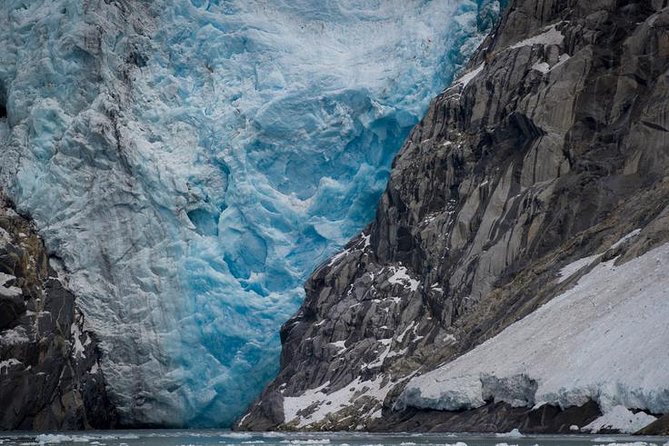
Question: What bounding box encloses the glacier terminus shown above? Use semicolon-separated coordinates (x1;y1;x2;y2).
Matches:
0;0;503;426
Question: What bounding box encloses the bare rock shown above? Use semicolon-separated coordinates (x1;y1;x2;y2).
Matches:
0;198;117;430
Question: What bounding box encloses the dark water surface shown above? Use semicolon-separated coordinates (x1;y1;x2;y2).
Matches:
1;430;667;446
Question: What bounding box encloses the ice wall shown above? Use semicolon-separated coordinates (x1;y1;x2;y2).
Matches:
0;0;503;426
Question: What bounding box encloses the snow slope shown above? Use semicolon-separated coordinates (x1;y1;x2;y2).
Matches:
0;0;503;426
399;241;669;432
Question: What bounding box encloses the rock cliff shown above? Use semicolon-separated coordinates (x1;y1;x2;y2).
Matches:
0;0;505;426
238;0;669;433
0;198;116;430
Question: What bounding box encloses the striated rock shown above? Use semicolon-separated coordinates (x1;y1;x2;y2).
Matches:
637;414;669;436
238;0;669;432
0;0;508;427
376;400;602;433
0;197;116;430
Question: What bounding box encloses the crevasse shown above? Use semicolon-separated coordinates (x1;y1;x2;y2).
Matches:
0;0;503;426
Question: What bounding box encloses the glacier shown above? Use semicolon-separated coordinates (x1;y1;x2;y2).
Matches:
0;0;503;426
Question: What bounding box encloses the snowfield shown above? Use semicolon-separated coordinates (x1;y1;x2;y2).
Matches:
399;241;669;433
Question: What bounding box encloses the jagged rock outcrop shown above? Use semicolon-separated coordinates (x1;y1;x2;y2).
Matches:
238;0;669;432
0;198;117;430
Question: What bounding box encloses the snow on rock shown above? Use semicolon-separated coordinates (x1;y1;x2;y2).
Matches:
511;24;564;49
584;405;657;434
399;242;669;431
0;358;22;374
559;230;642;283
330;340;347;354
70;320;87;360
453;63;485;88
531;61;551;74
386;266;421;291
532;52;571;75
0;272;21;297
283;376;392;428
0;327;29;346
610;229;642;250
0;0;503;426
558;253;602;283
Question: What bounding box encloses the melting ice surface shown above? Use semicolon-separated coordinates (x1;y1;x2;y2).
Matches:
0;0;502;426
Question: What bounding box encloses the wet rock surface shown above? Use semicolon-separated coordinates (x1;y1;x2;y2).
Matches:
238;0;669;433
0;198;116;430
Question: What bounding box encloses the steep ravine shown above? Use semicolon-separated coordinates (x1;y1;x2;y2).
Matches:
238;0;669;433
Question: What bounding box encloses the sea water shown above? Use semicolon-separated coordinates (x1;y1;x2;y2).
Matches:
1;430;667;446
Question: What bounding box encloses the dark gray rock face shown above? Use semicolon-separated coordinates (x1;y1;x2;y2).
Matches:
238;0;669;432
0;199;117;430
639;414;669;435
379;401;602;434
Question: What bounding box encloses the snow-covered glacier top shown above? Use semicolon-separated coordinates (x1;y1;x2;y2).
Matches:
0;0;503;426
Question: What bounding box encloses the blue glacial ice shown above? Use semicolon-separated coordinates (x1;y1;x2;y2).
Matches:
0;0;504;427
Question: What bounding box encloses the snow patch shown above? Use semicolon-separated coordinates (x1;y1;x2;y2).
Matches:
558;253;602;283
283;375;391;428
328;249;352;267
531;62;551;74
442;334;457;343
454;63;485;88
400;242;669;425
387;266;420;291
511;24;564;49
584;405;657;434
70;322;87;360
330;340;347;353
611;229;642;250
552;53;572;70
0;272;21;297
532;53;571;74
0;327;29;346
0;358;22;374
